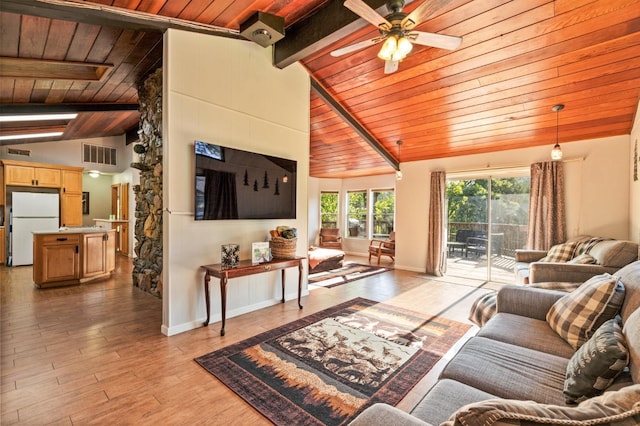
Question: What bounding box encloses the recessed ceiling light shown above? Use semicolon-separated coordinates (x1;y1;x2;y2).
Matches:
0;132;64;141
0;113;78;122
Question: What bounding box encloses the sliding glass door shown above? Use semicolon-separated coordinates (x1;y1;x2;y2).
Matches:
446;172;530;282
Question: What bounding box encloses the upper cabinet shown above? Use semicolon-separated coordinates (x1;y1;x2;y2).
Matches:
4;162;61;188
1;160;84;227
62;170;83;194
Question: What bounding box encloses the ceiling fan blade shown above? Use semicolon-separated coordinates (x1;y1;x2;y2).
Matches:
344;0;392;30
401;0;449;29
384;60;399;74
330;37;384;57
410;31;462;50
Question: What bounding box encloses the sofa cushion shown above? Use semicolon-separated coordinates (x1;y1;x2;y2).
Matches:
443;384;640;426
410;379;496;426
540;241;579;263
478;313;575;359
349;403;431;426
439;337;568;405
623;307;640;384
546;274;625;349
567;253;596;264
564;317;629;404
590;240;639;267
614;261;640;323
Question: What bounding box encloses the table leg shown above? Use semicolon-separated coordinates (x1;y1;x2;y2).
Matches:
203;273;211;326
220;276;228;336
297;260;303;309
281;269;286;303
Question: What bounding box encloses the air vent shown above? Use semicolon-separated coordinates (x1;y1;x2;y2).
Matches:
7;148;31;156
83;143;117;166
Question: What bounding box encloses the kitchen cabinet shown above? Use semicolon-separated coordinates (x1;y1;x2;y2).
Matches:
2;160;83;228
60;170;83;227
4;163;61;188
83;231;116;279
33;229;115;288
0;227;5;265
33;233;81;285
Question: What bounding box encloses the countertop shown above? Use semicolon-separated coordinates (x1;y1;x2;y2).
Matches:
93;219;129;223
33;227;116;235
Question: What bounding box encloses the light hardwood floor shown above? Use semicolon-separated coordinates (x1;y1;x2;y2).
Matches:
1;256;505;425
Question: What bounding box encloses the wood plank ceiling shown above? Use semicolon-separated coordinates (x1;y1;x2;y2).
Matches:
0;0;639;178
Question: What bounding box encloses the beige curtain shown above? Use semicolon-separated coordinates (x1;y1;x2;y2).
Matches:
426;171;446;276
527;161;566;250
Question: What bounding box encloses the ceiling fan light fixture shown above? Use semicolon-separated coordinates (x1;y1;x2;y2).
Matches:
377;35;413;62
395;36;413;59
377;36;397;61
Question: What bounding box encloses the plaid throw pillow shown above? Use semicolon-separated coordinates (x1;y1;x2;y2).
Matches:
564;317;629;404
541;241;579;262
546;274;625;349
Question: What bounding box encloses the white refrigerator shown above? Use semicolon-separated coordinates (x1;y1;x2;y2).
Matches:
10;192;60;266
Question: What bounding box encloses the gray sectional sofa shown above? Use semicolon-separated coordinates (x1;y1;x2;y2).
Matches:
514;236;638;284
350;261;640;426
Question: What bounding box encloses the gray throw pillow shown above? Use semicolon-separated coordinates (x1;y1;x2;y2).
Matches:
564;317;629;404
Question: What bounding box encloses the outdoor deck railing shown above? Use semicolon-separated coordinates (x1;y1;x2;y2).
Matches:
448;222;528;257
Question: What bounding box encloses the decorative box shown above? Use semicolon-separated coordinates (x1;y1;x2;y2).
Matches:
221;244;240;268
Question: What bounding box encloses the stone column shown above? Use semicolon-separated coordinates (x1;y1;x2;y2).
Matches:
132;68;163;298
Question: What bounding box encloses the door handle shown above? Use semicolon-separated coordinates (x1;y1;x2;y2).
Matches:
56;237;68;241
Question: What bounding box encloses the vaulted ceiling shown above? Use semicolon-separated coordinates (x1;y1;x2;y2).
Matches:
1;0;639;178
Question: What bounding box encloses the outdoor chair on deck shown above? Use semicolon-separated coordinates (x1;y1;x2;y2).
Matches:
368;231;395;264
448;229;485;255
465;233;504;257
319;228;343;250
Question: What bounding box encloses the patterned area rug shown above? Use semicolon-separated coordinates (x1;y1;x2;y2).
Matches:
308;261;391;288
195;298;471;426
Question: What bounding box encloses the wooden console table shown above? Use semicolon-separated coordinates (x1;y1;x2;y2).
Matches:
201;257;304;336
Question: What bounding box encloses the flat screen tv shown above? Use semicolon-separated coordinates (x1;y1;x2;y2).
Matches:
194;140;297;220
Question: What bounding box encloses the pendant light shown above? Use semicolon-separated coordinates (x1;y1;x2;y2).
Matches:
395;140;403;180
550;104;564;161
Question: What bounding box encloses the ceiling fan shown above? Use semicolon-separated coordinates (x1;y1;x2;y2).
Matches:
330;0;462;74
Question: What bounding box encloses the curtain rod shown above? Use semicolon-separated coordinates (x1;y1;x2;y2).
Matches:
444;156;585;175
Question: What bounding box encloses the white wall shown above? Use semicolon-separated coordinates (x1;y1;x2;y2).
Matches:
312;134;632;272
81;174;112;226
0;135;126;172
162;29;310;336
630;101;640;247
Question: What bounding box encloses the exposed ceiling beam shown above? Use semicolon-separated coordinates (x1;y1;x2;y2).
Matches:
0;103;139;115
0;57;112;81
310;77;398;171
0;0;243;39
274;0;418;69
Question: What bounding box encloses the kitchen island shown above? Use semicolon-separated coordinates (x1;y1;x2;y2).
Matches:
33;227;116;288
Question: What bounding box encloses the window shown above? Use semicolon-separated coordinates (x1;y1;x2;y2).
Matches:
83;143;117;166
347;190;367;238
372;189;394;238
320;192;339;228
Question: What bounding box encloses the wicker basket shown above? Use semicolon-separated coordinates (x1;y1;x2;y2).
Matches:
269;237;297;259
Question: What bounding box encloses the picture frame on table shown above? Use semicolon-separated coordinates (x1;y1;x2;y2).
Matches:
252;242;272;264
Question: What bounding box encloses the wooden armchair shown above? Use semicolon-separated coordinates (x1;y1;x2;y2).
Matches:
319;228;343;250
368;231;396;264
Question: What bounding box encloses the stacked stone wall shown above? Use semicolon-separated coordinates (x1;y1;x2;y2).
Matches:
132;68;163;298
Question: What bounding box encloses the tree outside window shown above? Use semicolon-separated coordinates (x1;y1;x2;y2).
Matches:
347;191;367;238
320;192;339;228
